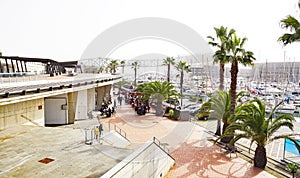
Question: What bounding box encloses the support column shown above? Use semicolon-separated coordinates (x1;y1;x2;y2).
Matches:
87;88;95;112
104;84;112;101
5;58;9;73
96;86;105;110
68;91;78;124
75;90;87;120
11;59;15;73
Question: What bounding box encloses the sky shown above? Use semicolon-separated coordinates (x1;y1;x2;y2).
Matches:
0;0;300;63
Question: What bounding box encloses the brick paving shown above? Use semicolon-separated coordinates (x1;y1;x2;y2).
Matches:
108;104;276;178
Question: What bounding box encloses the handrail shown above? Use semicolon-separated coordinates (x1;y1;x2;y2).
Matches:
153;137;170;154
20;115;40;126
108;121;128;141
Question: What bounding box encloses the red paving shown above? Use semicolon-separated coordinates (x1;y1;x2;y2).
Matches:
105;104;275;178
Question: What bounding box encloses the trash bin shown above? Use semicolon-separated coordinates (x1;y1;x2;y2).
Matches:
84;128;94;145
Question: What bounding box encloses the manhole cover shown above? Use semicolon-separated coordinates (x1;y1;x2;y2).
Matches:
38;157;55;164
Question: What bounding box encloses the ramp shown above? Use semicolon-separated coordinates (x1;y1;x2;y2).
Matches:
101;138;175;178
102;130;131;148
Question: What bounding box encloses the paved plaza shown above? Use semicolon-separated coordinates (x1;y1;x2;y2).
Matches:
0;103;278;177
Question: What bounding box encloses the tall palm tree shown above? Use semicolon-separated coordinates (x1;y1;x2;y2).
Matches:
136;81;179;115
120;60;126;74
278;1;300;45
227;33;255;115
162;57;176;83
175;61;191;107
207;26;235;90
131;61;139;87
221;98;300;169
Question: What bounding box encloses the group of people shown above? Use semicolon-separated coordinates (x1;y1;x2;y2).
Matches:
128;92;150;115
99;101;115;117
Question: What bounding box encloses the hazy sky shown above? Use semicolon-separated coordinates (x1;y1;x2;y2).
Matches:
0;0;300;62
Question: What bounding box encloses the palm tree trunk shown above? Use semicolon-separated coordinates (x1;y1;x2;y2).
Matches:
254;146;267;169
221;59;238;143
180;71;183;106
134;68;137;86
167;64;171;82
219;63;225;90
230;59;238;114
215;119;221;136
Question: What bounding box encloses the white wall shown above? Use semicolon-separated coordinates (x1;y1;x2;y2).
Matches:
44;95;68;125
75;90;88;120
102;141;174;178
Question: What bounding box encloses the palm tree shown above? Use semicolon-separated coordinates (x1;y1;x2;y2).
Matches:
227;33;255;115
221;98;300;169
278;1;300;45
217;32;255;143
203;90;246;136
120;60;126;74
175;61;191;107
136;81;179;115
98;66;104;73
108;60;118;74
162;57;176;83
131;61;139;87
288;163;298;178
207;26;235;90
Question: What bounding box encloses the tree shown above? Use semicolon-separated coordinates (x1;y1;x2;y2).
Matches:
203;90;246;136
278;1;300;45
175;61;191;106
108;60;119;74
135;81;179;116
120;60;126;74
131;61;139;87
217;32;255;143
227;33;255;115
287;163;298;178
98;66;104;73
116;80;127;98
221;98;300;169
207;26;235;90
162;57;176;83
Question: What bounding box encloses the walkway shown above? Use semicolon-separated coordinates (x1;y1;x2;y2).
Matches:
0;102;277;177
105;104;276;178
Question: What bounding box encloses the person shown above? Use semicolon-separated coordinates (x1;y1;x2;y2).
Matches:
94;126;99;141
99;123;103;137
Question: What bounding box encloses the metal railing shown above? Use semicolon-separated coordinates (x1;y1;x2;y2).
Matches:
108;120;127;140
153;137;170;154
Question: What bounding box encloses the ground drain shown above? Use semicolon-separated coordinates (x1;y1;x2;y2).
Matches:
38;158;55;164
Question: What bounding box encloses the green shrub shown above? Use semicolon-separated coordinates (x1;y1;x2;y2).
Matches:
169;109;174;118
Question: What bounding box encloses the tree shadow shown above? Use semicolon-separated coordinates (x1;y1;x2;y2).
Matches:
167;140;266;178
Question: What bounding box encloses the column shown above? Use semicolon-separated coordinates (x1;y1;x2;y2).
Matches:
96;87;105;110
68;91;78;124
87;88;95;112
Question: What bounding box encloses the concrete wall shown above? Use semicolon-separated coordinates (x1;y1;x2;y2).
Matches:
68;92;78;124
102;141;175;178
0;98;44;129
87;88;95;113
75;90;88;120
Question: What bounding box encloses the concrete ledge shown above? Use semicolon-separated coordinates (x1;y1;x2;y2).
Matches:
102;141;174;178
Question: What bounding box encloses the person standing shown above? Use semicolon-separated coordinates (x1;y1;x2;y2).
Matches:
99;123;103;137
94;126;99;141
